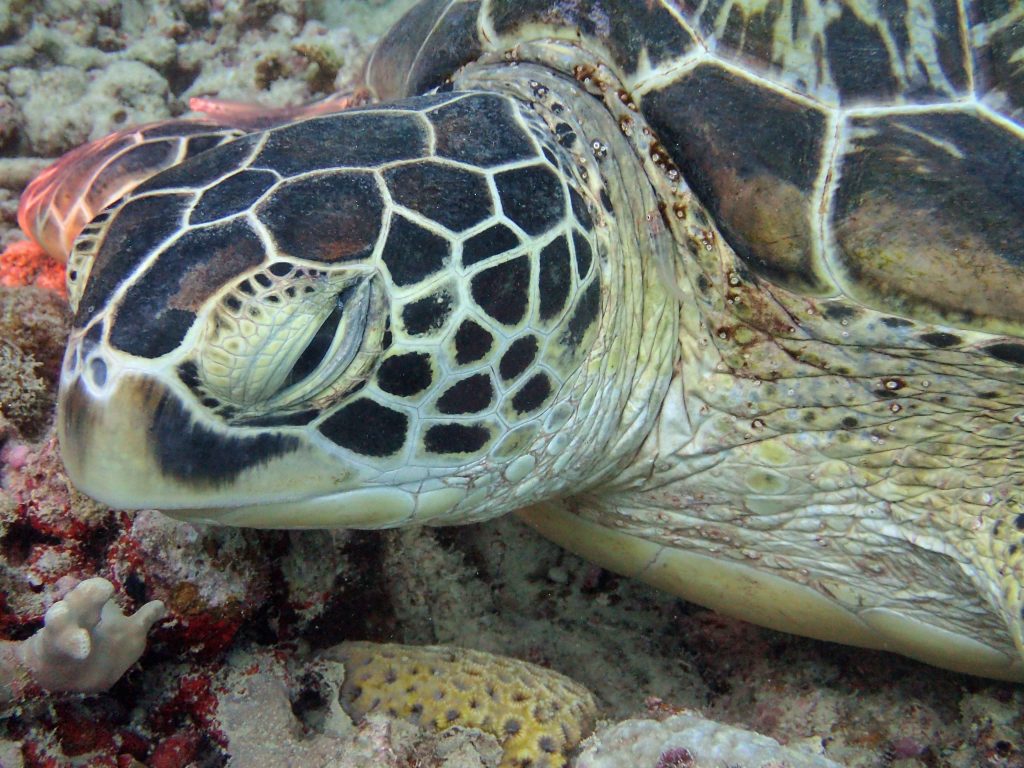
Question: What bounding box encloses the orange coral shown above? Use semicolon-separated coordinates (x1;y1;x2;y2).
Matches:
0;240;66;297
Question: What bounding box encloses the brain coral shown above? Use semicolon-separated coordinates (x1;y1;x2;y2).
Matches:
333;641;599;768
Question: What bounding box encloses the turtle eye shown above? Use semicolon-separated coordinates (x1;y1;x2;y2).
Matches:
196;268;383;412
273;279;375;404
285;298;347;388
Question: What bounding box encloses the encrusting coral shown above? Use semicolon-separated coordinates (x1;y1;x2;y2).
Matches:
0;339;49;440
0;577;164;704
332;641;599;768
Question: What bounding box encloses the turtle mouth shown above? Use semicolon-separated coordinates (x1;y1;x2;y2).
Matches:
167;484;469;529
57;365;367;515
57;360;470;527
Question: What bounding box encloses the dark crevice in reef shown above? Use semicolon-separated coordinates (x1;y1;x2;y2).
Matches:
289;669;334;735
432;523;492;581
304;531;398;649
77;512;120;566
0;519;61;569
160;528;400;659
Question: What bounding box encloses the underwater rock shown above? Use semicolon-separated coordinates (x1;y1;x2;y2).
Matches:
576;714;842;768
108;510;273;660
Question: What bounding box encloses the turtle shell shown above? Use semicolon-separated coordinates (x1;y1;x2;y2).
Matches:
367;0;1024;336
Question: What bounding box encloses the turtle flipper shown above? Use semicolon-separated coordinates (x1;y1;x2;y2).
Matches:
187;89;366;130
19;93;366;263
18;120;244;262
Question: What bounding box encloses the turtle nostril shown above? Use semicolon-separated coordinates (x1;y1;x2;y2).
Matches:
88;357;108;388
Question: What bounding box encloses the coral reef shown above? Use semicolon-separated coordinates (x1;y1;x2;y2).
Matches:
0;340;49;442
0;1;374;158
106;510;274;661
0;241;64;295
334;641;598;768
0;283;69;440
214;646;506;767
0;1;1023;767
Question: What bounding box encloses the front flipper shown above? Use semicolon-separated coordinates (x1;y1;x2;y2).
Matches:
518;501;1024;682
187;89;366;130
17;120;244;262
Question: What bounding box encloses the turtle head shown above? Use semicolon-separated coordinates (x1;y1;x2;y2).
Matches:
57;94;609;528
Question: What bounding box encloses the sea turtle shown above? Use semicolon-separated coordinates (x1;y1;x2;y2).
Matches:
18;0;1024;682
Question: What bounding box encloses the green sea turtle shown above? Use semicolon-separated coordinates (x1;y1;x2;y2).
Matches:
18;0;1024;682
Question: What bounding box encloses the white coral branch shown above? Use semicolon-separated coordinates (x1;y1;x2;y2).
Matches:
1;577;164;702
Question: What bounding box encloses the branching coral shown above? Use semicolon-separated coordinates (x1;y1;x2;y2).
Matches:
0;577;164;704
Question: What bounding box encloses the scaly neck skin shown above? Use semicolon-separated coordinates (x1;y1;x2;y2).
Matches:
474;39;1024;662
438;62;679;522
413;43;1024;673
590;117;1024;657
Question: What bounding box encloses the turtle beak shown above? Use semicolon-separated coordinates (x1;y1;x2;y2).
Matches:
57;362;330;514
56;335;460;529
55;334;344;518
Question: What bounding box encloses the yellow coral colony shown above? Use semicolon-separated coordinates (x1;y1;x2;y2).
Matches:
335;642;599;768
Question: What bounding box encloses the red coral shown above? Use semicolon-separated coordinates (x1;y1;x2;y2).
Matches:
149;675;226;748
114;730;150;762
54;704;117;756
147;733;200;768
0;240;65;296
165;612;245;660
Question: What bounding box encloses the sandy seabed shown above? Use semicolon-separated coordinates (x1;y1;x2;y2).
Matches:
0;2;1021;766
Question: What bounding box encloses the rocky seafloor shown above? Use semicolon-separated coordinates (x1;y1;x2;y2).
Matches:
0;1;1022;766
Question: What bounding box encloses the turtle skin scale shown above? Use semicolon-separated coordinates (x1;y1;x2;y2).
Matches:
18;0;1024;681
